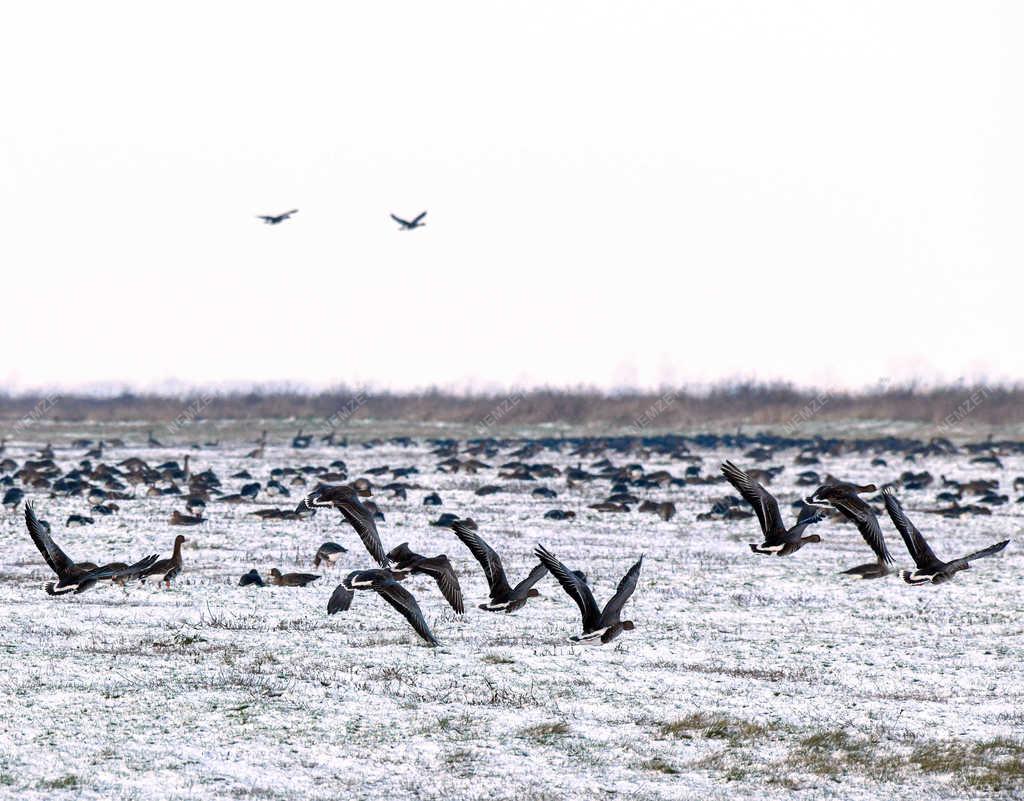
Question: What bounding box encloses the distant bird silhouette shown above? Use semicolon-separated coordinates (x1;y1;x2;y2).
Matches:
257;209;298;225
390;211;426;230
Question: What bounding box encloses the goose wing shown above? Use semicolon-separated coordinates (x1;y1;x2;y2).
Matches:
831;497;893;564
959;539;1010;563
534;545;600;630
327;584;355;614
414;555;464;615
334;497;390;567
721;461;783;536
411;211;427;225
599;554;644;626
451;520;510;597
882;489;936;568
374;581;439;645
509;561;548;597
25;504;76;578
390;214;411;226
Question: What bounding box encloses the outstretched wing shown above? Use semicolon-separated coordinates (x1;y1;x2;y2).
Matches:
960;539;1010;563
327;584;355;615
510;562;548;597
451;520;510;597
25;504;76;578
390;214;411;226
415;556;465;615
411;211;427;225
374;581;439;645
599;554;644;625
534;544;600;631
74;555;160;592
720;461;783;536
334;497;390;568
831;497;892;564
882;489;936;568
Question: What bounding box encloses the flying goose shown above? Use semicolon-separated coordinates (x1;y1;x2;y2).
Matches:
387;542;464;614
327;570;438;646
24;504;99;594
534;545;643;645
806;478;877;506
883;489;1010;585
257;209;298;225
826;494;895;579
71;555;161;594
721;461;827;555
298;485;390;567
450;519;547;612
390;211;426;230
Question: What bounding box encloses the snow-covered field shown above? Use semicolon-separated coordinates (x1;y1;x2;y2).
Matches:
1;426;1021;800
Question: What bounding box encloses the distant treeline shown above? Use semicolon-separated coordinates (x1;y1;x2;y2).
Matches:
0;383;1019;429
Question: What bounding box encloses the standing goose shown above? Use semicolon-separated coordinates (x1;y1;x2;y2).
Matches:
387;542;464;614
533;545;643;645
142;535;186;587
883;489;1010;585
327;570;438;646
721;461;827;555
298;485;390;567
450;519;547;612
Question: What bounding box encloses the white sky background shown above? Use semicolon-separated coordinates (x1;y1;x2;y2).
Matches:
1;1;1021;394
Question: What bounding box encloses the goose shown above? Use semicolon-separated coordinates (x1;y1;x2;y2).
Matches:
826;494;894;579
386;543;464;614
238;569;265;587
141;534;186;587
24;504;156;594
297;484;390;567
806;477;877;506
882;489;1010;585
269;568;320;587
169;510;204;526
390;211;426;230
721;461;827;555
450;519;547;612
314;542;347;567
534;545;643;645
327;570;438;646
257;209;298;225
24;504;99;594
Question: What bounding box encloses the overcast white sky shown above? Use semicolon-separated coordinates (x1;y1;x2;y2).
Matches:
1;1;1020;393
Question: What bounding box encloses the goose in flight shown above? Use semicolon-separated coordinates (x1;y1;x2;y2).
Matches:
450;519;547;612
257;209;298;225
387;542;464;614
826;491;894;578
534;545;643;645
390;211;426;230
298;484;390;567
327;569;438;646
721;461;827;555
23;504;156;595
882;489;1010;585
806;477;877;506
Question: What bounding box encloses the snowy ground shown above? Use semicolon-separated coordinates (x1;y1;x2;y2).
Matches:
0;424;1021;800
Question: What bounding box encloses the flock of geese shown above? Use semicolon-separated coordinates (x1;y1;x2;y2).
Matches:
13;432;1014;648
256;209;427;230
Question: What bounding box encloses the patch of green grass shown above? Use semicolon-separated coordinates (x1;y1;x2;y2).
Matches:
520;721;569;742
658;712;770;744
911;737;1024;791
39;775;79;790
640;757;679;774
